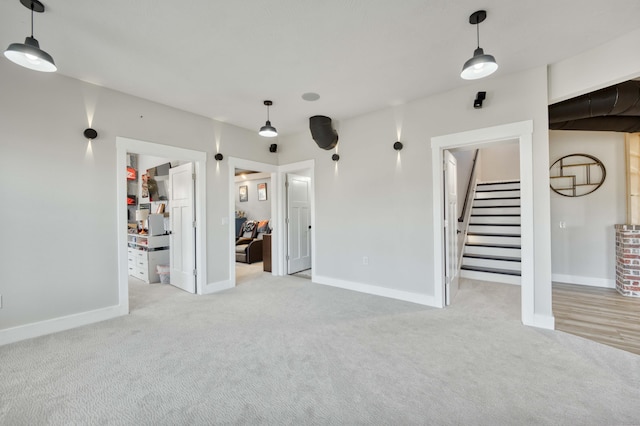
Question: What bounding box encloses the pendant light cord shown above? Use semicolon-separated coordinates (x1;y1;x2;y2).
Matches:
476;21;480;49
30;2;34;37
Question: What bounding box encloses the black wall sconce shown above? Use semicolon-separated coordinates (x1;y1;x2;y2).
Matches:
83;128;98;140
269;143;277;153
393;141;403;151
474;91;486;109
332;153;340;161
214;153;224;161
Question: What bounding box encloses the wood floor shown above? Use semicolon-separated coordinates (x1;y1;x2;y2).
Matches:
553;283;640;355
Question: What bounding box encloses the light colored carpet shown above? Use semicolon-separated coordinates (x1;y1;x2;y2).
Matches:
1;275;639;425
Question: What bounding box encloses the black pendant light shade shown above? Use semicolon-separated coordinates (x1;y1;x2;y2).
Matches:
4;0;57;72
258;100;278;137
460;10;497;80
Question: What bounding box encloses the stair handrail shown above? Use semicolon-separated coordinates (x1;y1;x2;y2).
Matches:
458;149;479;223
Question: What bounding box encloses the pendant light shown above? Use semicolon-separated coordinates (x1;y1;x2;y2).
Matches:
4;0;56;73
460;10;497;80
258;100;278;137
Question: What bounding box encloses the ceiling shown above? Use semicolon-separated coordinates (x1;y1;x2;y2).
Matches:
2;1;640;136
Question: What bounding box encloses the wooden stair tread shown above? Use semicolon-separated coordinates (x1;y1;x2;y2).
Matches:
475;189;521;193
463;253;521;262
473;196;521;201
467;232;521;237
469;223;521;227
470;214;521;217
460;265;522;276
477;180;520;186
465;242;521;249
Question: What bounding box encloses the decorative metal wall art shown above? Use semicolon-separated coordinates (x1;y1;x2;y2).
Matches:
549;153;606;197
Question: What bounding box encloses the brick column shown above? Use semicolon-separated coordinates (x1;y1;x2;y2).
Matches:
615;224;640;297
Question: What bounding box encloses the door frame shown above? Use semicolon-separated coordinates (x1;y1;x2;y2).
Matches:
279;161;315;278
227;158;315;283
116;137;208;311
431;120;535;326
227;157;279;285
285;173;313;275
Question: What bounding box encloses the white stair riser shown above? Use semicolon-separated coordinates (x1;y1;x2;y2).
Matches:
472;207;521;215
475;190;520;199
468;225;521;235
473;198;520;207
469;215;521;225
464;245;521;257
467;235;521;245
462;257;522;271
460;269;521;285
476;182;520;191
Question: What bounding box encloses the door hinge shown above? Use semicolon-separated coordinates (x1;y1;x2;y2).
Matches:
192;173;196;180
193;269;197;277
193;221;197;228
285;218;289;224
286;255;290;260
285;181;289;188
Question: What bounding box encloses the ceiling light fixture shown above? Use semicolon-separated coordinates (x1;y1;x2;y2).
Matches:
460;10;497;80
4;0;57;73
258;100;278;137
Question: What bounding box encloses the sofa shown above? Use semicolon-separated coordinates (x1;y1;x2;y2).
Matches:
235;220;270;263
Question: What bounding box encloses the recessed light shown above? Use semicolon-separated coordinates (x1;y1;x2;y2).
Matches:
302;92;320;101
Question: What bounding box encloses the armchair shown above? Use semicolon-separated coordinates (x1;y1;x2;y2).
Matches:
235;220;270;264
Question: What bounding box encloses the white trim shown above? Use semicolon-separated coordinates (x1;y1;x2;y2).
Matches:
314;275;438;307
277;160;316;279
430;120;548;328
0;304;127;346
552;274;615;289
202;279;234;295
227;157;280;284
116;137;208;300
532;314;555;330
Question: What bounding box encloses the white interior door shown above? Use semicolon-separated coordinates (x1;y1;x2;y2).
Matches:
287;174;311;274
444;150;459;305
169;162;196;293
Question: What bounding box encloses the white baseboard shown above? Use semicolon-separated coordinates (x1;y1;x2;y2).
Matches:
314;275;439;307
0;304;128;347
552;274;615;289
531;313;555;330
201;279;234;295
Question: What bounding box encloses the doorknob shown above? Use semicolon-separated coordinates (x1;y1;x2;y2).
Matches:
308;226;312;229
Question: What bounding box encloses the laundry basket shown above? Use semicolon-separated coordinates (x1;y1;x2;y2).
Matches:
157;264;170;284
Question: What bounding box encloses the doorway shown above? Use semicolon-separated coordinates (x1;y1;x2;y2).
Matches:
116;137;207;313
431;121;538;327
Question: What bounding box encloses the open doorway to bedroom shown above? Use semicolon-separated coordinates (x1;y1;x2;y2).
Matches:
234;167;273;285
116;137;207;313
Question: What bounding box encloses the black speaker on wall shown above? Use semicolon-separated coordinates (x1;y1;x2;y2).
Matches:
309;115;338;150
269;143;278;153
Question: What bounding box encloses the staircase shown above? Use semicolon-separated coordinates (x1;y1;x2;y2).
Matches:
460;180;521;285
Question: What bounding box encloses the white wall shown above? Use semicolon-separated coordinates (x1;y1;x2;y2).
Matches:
0;59;276;332
477;142;520;182
451;149;475;219
549;27;640;103
279;66;553;320
3;25;639;338
549;130;625;287
235;173;272;222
